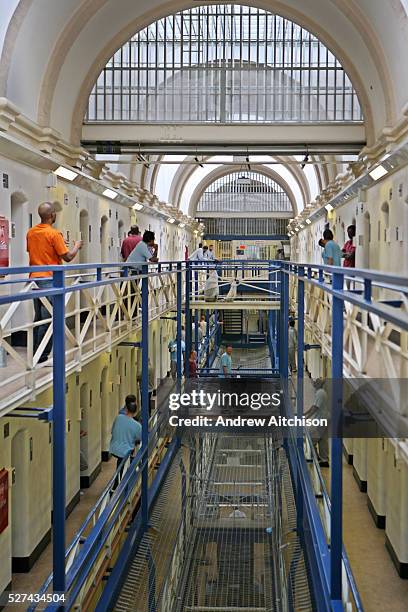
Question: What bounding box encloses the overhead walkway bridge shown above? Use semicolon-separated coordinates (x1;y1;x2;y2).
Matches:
1;260;407;611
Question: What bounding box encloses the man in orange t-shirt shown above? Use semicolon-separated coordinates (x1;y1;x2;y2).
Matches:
27;202;82;362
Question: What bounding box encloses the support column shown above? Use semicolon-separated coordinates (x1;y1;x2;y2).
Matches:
296;266;305;531
52;270;66;595
330;271;344;605
141;265;149;527
185;263;192;376
176;263;183;380
279;265;289;379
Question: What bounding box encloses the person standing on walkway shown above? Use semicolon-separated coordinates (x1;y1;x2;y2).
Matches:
168;337;186;379
109;401;141;487
127;230;158;272
205;245;216;261
288;319;297;374
305;378;330;467
219;346;233;378
189;350;198;378
189;244;208;261
26;202;82;363
321;229;342;266
121;225;141;261
342;225;356;268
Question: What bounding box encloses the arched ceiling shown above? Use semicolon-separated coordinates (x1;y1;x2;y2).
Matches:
187;165;298;217
149;154;329;215
1;0;407;147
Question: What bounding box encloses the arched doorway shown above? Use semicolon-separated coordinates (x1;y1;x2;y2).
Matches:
79;383;90;487
100;366;110;460
11;430;30;561
118;219;124;259
362;212;371;268
79;209;89;263
10;192;28;267
100;215;109;261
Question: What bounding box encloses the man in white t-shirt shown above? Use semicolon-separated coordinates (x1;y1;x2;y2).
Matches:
189;244;208;261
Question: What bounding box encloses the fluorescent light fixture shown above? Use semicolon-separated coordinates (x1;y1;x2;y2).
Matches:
54;166;78;181
103;188;118;200
299;224;304;229
369;165;388;181
295;228;300;233
306;219;312;225
179;223;186;228
325;204;334;212
167;218;176;224
132;203;143;211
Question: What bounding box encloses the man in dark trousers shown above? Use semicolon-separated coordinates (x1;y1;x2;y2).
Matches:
26;202;82;362
109;401;142;488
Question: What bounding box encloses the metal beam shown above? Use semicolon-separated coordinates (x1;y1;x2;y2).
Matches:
82;131;365;156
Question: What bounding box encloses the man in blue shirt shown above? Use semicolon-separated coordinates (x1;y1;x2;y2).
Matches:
127;230;158;271
110;401;141;486
168;338;186;379
321;229;342;266
219;346;233;377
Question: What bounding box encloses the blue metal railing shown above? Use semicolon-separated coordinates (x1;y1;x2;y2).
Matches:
279;261;408;611
2;258;406;611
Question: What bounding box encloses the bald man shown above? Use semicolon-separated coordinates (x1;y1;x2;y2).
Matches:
27;202;82;362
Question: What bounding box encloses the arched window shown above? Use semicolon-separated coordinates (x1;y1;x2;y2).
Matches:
87;5;362;124
197;172;293;214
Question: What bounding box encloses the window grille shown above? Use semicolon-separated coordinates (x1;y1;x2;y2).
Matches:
86;5;362;124
197;172;293;213
201;217;288;236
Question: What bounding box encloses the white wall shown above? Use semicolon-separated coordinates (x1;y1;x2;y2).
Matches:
291;164;408;276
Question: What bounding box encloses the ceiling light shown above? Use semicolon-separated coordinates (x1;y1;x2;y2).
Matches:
299;224;304;229
369;165;388;181
325;204;334;212
54;166;78;181
295;228;300;233
167;218;176;224
103;188;118;200
132;203;143;211
306;219;312;225
179;223;185;228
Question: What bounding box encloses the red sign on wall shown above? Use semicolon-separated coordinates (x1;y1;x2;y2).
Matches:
0;217;9;268
0;469;8;534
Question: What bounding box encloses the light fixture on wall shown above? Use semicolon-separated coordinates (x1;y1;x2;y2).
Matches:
54;166;78;181
325;203;334;212
369;165;388;181
132;203;143;211
103;188;118;200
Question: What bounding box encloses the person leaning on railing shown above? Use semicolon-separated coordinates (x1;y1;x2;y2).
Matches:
26;202;82;363
126;230;158;272
109;401;141;490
